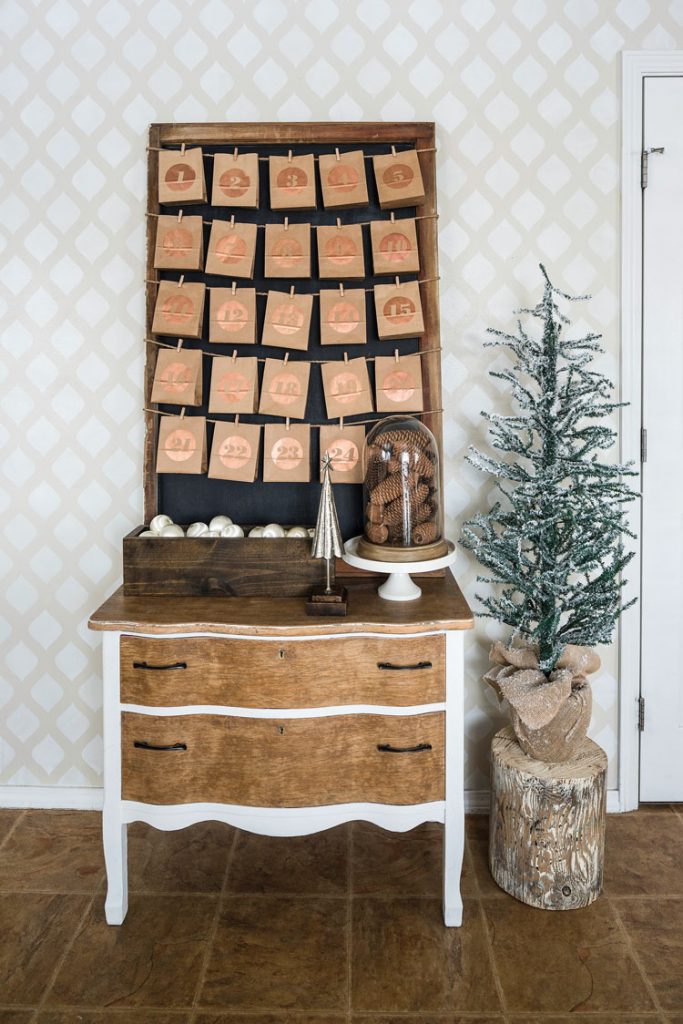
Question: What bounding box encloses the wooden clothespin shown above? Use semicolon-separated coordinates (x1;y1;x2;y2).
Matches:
339;282;344;297
391;145;397;157
232;349;237;363
390;211;395;224
176;338;183;350
339;416;344;430
177;209;183;222
233;147;238;161
285;416;291;431
229;214;235;229
395;276;400;288
178;275;185;288
180;143;186;156
287;149;292;164
394;348;400;363
231;281;237;295
284;216;289;231
289;285;295;299
335;147;340;162
343;351;349;364
336;217;342;230
180;406;186;419
235;413;240;424
284;351;290;364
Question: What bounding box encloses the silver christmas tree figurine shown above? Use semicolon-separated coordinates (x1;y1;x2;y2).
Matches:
306;453;348;615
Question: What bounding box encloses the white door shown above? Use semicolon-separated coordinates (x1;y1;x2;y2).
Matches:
640;76;683;800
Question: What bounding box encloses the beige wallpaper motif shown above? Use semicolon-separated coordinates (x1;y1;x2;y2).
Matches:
1;0;681;793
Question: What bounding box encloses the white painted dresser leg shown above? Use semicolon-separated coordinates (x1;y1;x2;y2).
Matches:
102;631;128;925
443;631;465;927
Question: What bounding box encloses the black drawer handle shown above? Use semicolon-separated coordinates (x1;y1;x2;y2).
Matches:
377;661;432;671
377;742;432;754
133;661;187;671
133;740;187;752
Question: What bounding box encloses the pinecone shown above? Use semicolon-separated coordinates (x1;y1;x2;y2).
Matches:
365;522;388;544
365;501;385;525
370;470;419;505
381;429;432;453
383;485;430;527
412;521;439;545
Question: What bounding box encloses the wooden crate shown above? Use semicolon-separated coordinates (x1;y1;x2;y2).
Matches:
123;526;327;597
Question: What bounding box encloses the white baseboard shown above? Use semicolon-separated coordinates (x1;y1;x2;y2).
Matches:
0;786;625;814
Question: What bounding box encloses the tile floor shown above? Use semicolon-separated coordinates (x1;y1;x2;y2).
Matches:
0;804;681;1022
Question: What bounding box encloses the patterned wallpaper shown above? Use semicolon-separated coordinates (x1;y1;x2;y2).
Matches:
1;0;681;794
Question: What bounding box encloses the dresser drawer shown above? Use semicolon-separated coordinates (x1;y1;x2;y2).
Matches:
120;634;445;708
121;711;444;807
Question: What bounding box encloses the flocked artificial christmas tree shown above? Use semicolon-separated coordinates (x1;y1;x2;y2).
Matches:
461;266;638;760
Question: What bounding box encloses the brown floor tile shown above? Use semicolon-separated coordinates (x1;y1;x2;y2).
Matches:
0;809;23;844
468;838;504;897
0;1013;35;1023
510;1017;665;1023
465;812;489;843
38;1014;190;1022
196;1017;347;1023
353;822;444;896
605;809;683;896
127;821;232;893
351;897;500;1013
352;1017;503;1023
0;811;104;892
616;898;683;1010
227;826;347;895
0;892;89;1004
200;896;347;1010
45;893;216;1008
482;897;655;1012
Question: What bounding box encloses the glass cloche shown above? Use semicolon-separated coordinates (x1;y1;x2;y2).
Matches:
358;416;447;561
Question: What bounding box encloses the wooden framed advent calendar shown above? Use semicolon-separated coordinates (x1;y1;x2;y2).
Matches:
143;121;443;539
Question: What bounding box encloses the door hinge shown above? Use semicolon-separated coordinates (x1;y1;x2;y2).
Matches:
638;696;645;731
641;147;665;189
640;427;647;463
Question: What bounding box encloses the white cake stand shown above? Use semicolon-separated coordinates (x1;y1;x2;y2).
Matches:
342;536;458;601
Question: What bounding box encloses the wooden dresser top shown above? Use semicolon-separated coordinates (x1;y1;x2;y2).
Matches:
89;571;473;637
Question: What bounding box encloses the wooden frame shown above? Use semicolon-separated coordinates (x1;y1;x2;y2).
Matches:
144;122;442;531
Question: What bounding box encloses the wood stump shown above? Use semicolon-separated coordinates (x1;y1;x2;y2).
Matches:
489;726;607;910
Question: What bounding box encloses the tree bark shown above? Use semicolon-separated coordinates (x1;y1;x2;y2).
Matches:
489;726;607;909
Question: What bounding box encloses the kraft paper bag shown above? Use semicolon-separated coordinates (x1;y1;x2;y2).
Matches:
262;290;313;351
211;151;259;208
316;223;365;279
205;219;257;279
370;217;419;275
156;414;207;474
319;149;369;210
259;358;310;420
153;215;204;271
208;355;258;414
208;421;261;482
151;280;206;338
319;424;366;484
373;149;426;209
319;287;367;346
321;356;373;418
374;280;425;340
150;346;202;406
263;423;311;483
264;222;311;278
269;153;316;210
208;286;257;344
159;147;206;205
375;353;424;413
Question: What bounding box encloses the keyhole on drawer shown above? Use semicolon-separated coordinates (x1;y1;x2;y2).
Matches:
277;725;285;735
278;649;285;660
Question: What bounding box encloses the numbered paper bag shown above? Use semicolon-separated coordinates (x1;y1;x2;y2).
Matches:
208;356;258;414
316;223;365;279
321;357;373;418
208;286;257;345
264;222;311;278
374;280;425;340
262;290;313;351
319;424;365;484
320;287;366;346
269;153;316;210
150;347;202;406
375;353;424;413
208;421;261;482
373;149;425;209
151;281;206;338
205;219;257;279
259;358;310;420
153;215;203;271
156;415;207;474
159;147;206;205
211;152;259;208
370;218;419;275
319;150;368;210
263;423;311;483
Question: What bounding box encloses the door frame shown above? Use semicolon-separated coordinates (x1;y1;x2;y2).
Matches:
620;51;683;810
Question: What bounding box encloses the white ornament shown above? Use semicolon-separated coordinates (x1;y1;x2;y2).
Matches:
221;524;245;538
286;526;309;538
248;526;264;538
150;514;172;534
307;528;316;538
186;522;208;537
262;523;286;538
209;515;232;532
139;530;157;538
159;524;184;537
204;530;220;537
